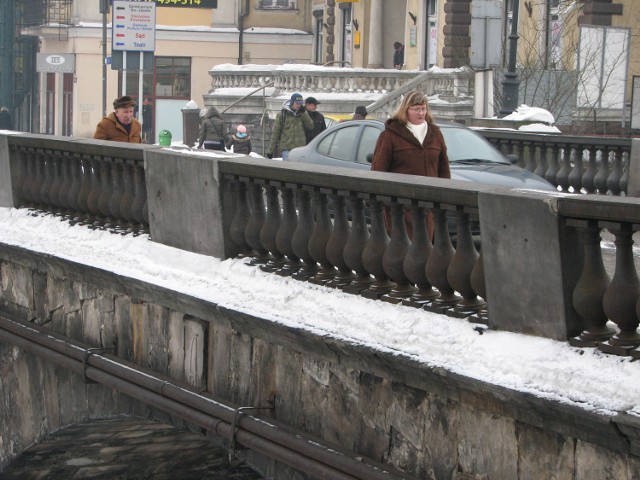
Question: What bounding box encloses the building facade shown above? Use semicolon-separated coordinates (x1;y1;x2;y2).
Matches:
1;0;638;139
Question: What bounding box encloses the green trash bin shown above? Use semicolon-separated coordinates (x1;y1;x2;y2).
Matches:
159;129;172;146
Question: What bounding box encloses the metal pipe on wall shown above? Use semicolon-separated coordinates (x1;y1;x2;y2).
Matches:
0;313;416;480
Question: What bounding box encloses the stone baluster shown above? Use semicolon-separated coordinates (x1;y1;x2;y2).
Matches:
533;144;546;178
469;248;488;322
50;152;67;212
118;161;136;228
291;187;318;280
567;219;615;347
259;183;285;272
593;147;609;194
402;202;438;307
342;194;374;294
31;150;50;208
228;178;252;257
599;223;640;356
581;146;597;194
130;161;147;231
325;194;356;287
76;156;92;223
276;184;302;276
58;153;74;213
524;141;536;172
544;144;559;187
607;147;623;195
108;160;126;227
16;150;36;207
245;180;269;264
85;157;101;223
97;159;113;225
448;209;484;316
381;202;417;303
567;145;584;193
39;151;55;210
425;207;461;311
361;197;394;299
556;144;571;192
308;189;337;285
29;152;41;206
66;154;82;221
620;151;629;194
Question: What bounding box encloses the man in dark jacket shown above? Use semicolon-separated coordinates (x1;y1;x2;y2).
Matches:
267;93;313;160
393;42;404;70
0;107;12;130
94;96;142;143
304;97;326;144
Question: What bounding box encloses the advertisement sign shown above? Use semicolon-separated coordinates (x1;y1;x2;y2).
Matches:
36;53;75;73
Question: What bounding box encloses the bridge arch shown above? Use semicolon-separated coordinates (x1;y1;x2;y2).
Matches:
1;417;262;478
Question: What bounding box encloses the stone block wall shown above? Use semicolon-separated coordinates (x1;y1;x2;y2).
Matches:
1;243;639;479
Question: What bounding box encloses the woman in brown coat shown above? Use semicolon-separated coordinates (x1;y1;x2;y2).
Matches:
371;91;451;238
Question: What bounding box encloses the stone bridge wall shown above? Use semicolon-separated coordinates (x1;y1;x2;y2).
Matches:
1;242;639;479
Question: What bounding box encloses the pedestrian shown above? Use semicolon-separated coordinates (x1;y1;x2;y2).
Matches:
0;106;12;130
198;106;227;150
93;96;142;143
267;92;313;160
393;42;404;70
371;91;450;238
304;96;326;143
226;124;252;155
351;106;368;121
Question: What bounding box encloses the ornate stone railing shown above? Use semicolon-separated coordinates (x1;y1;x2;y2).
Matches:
3;132;640;358
209;64;421;95
4;134;149;234
477;129;634;195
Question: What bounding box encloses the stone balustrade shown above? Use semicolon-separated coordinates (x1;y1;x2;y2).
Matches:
2;133;640;358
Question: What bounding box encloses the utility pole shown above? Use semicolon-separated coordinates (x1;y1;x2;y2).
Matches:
499;0;521;117
100;0;109;116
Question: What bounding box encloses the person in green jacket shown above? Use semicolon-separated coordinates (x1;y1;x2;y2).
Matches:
267;93;313;160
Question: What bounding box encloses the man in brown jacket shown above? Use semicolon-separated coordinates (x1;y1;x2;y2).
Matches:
94;96;142;143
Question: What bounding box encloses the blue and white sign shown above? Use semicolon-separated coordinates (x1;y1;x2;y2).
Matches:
112;1;156;52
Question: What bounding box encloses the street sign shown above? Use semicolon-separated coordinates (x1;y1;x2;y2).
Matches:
112;1;156;52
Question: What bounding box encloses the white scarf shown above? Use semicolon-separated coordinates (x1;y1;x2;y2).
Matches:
407;121;428;144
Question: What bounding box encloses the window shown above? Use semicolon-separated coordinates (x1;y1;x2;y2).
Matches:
154;57;191;98
122;56;191;99
258;0;294;9
356;126;380;165
317;125;359;162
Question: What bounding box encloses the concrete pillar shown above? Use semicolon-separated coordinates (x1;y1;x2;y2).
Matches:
626;138;640;197
144;149;229;258
367;0;384;68
478;188;582;340
182;108;201;149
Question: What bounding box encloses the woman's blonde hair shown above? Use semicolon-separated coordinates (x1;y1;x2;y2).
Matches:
391;91;433;123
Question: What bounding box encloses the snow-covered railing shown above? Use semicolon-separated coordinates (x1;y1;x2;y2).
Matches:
476;129;633;195
209;64;419;95
3;132;640;357
3;134;149;234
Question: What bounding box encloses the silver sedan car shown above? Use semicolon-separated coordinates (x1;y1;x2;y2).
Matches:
287;120;556;191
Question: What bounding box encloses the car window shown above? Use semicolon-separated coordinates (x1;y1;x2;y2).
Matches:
441;126;506;163
316;125;359;162
356;126;381;165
